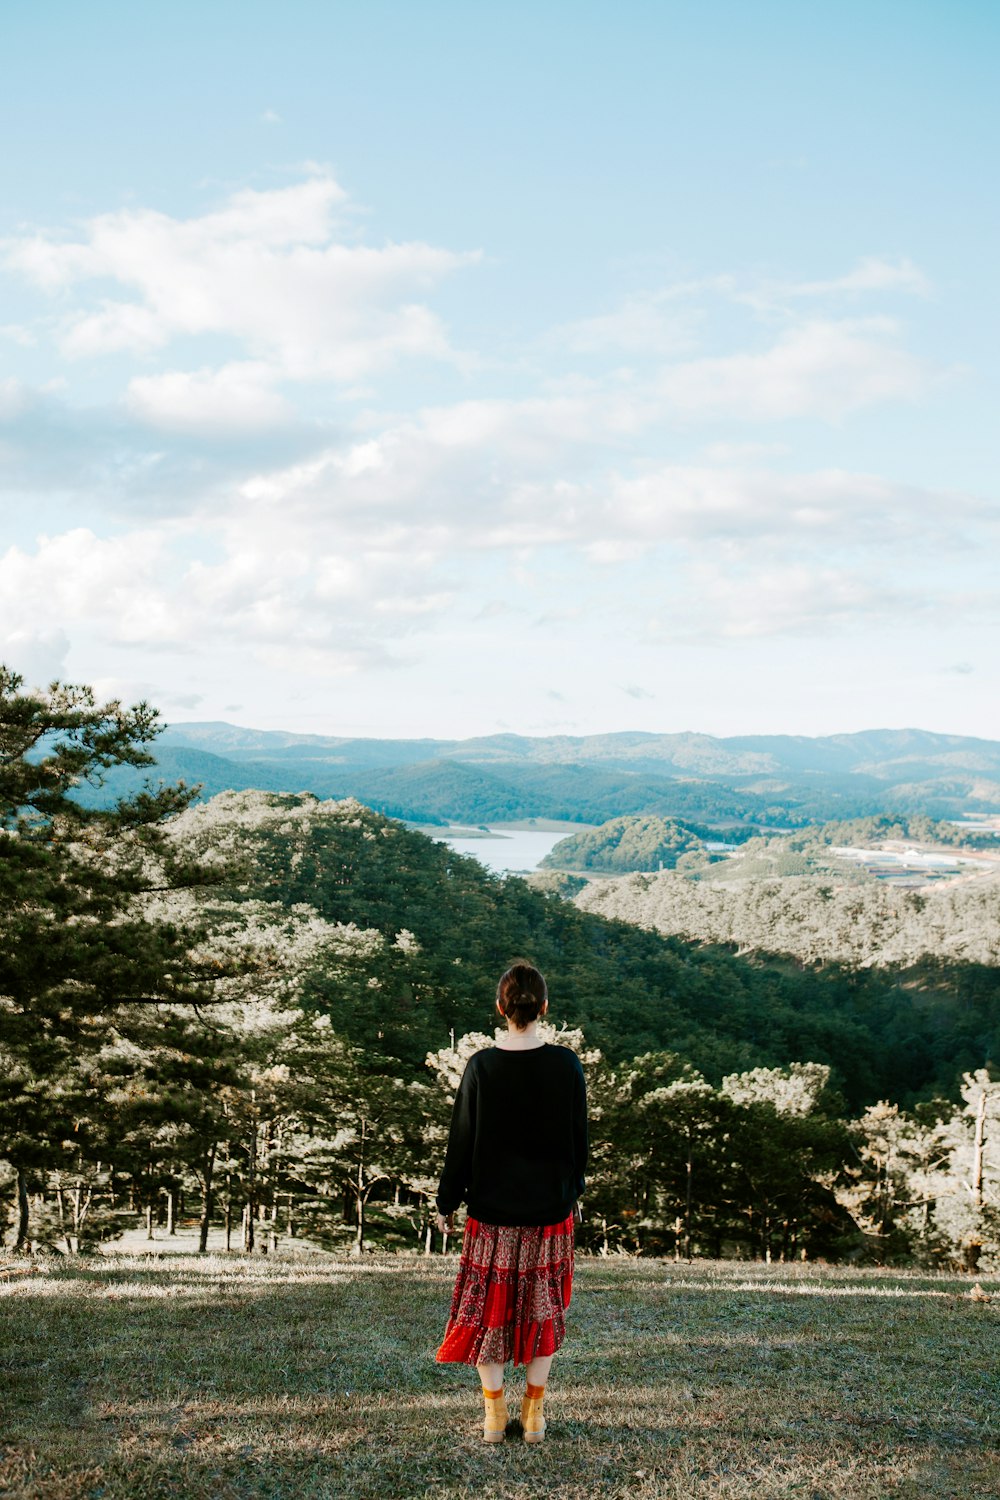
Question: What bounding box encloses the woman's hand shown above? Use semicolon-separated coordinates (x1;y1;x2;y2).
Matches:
436;1212;455;1235
574;1200;583;1224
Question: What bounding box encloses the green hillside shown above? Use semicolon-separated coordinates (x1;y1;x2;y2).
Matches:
541;813;705;872
169;792;998;1107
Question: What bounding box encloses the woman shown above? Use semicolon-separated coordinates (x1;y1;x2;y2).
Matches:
435;960;588;1444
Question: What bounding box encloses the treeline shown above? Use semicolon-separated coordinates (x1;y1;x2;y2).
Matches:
577;868;1000;968
2;670;997;1267
6;996;996;1270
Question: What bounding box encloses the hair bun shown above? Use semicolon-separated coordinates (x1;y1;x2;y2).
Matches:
496;961;548;1031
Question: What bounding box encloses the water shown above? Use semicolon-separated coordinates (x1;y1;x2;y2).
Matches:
433;826;569;875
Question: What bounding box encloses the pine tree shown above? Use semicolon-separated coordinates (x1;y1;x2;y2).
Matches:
0;667;222;1249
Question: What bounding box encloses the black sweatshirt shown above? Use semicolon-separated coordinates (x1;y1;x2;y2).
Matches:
436;1043;589;1227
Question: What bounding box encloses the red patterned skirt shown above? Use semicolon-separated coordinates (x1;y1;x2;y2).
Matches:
435;1212;575;1367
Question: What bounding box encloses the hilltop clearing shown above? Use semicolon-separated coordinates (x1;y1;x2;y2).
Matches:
2;1255;997;1500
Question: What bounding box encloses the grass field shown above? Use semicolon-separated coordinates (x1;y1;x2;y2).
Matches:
1;1252;997;1499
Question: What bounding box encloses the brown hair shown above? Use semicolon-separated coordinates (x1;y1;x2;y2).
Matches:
496;960;547;1030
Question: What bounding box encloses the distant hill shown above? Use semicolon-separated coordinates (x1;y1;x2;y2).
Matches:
541;814;705;873
573;813;1000;967
159;722;1000;778
576;867;1000;969
75;721;1000;828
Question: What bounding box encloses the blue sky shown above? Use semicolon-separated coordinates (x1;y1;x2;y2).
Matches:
1;0;997;738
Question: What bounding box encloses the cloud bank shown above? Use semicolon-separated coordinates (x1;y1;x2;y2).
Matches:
1;173;983;730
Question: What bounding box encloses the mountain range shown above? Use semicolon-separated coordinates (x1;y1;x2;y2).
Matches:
73;723;1000;830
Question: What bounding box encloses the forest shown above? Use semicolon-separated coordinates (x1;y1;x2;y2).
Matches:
577;866;1000;968
540;813;706;872
1;669;998;1271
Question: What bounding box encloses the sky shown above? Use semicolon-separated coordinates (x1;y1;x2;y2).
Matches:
1;0;997;740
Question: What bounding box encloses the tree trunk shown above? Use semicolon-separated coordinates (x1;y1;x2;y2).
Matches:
145;1202;154;1241
72;1181;92;1245
167;1187;176;1236
353;1171;365;1255
56;1183;73;1254
684;1149;693;1261
198;1143;216;1254
225;1147;233;1251
351;1121;367;1256
964;1087;988;1273
244;1113;257;1252
243;1201;255;1253
14;1167;30;1252
972;1087;987;1209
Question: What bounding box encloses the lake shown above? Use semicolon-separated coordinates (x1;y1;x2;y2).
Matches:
432;825;569;874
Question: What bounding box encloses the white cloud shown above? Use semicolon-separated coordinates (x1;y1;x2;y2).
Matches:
601;464;974;549
0;627;70;687
232;387;979;565
1;432;990;679
0;177;971;688
0;529;167;640
3;175;478;381
554;260;929;359
557;292;701;356
658;318;928;420
786;257;930;299
655;561;921;640
127;362;292;432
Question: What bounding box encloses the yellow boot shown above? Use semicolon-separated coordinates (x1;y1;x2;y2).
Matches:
482;1385;509;1443
521;1382;546;1443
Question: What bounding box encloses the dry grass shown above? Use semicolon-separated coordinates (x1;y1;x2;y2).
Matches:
1;1253;997;1499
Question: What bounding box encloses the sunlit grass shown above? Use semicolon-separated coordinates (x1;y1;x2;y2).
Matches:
1;1253;997;1498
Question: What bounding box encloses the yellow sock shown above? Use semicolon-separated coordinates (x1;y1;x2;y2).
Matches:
525;1381;545;1400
